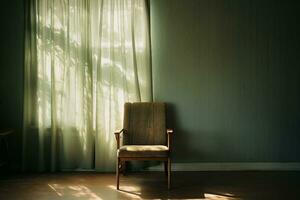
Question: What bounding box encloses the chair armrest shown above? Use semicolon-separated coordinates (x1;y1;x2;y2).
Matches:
114;129;126;136
114;129;126;149
166;129;174;150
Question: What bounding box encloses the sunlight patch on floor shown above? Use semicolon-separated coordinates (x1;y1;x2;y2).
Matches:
204;193;241;200
48;184;102;200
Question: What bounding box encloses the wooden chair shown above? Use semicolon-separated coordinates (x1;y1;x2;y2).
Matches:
114;102;173;190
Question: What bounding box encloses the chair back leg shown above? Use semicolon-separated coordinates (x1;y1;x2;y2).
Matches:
168;158;171;189
116;158;120;190
164;161;168;177
122;161;127;176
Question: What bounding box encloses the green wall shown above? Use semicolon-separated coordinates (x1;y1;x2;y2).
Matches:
0;0;25;170
1;0;300;170
151;0;300;162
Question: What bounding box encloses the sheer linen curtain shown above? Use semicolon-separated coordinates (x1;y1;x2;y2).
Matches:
23;0;151;172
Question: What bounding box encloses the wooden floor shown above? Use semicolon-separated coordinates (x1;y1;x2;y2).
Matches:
0;171;300;199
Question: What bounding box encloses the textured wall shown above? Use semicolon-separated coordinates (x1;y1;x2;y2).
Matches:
1;0;300;170
151;0;300;162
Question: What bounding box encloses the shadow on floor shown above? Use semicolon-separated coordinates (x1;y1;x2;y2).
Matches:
1;171;300;200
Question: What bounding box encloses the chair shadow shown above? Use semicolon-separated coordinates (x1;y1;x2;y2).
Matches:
118;186;205;199
116;172;206;199
115;171;300;200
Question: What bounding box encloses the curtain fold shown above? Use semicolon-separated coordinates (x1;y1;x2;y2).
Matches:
23;0;151;172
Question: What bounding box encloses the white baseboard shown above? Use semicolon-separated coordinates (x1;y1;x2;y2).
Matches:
146;162;300;171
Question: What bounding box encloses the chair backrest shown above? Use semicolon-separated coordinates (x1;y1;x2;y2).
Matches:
123;102;166;145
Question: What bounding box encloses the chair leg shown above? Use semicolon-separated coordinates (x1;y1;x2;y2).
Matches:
122;161;126;176
116;158;120;190
168;158;171;189
164;161;168;177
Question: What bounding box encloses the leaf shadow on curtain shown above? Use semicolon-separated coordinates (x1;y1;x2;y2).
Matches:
23;0;152;172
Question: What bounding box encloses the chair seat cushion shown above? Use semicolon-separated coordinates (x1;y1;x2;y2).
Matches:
118;145;169;158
